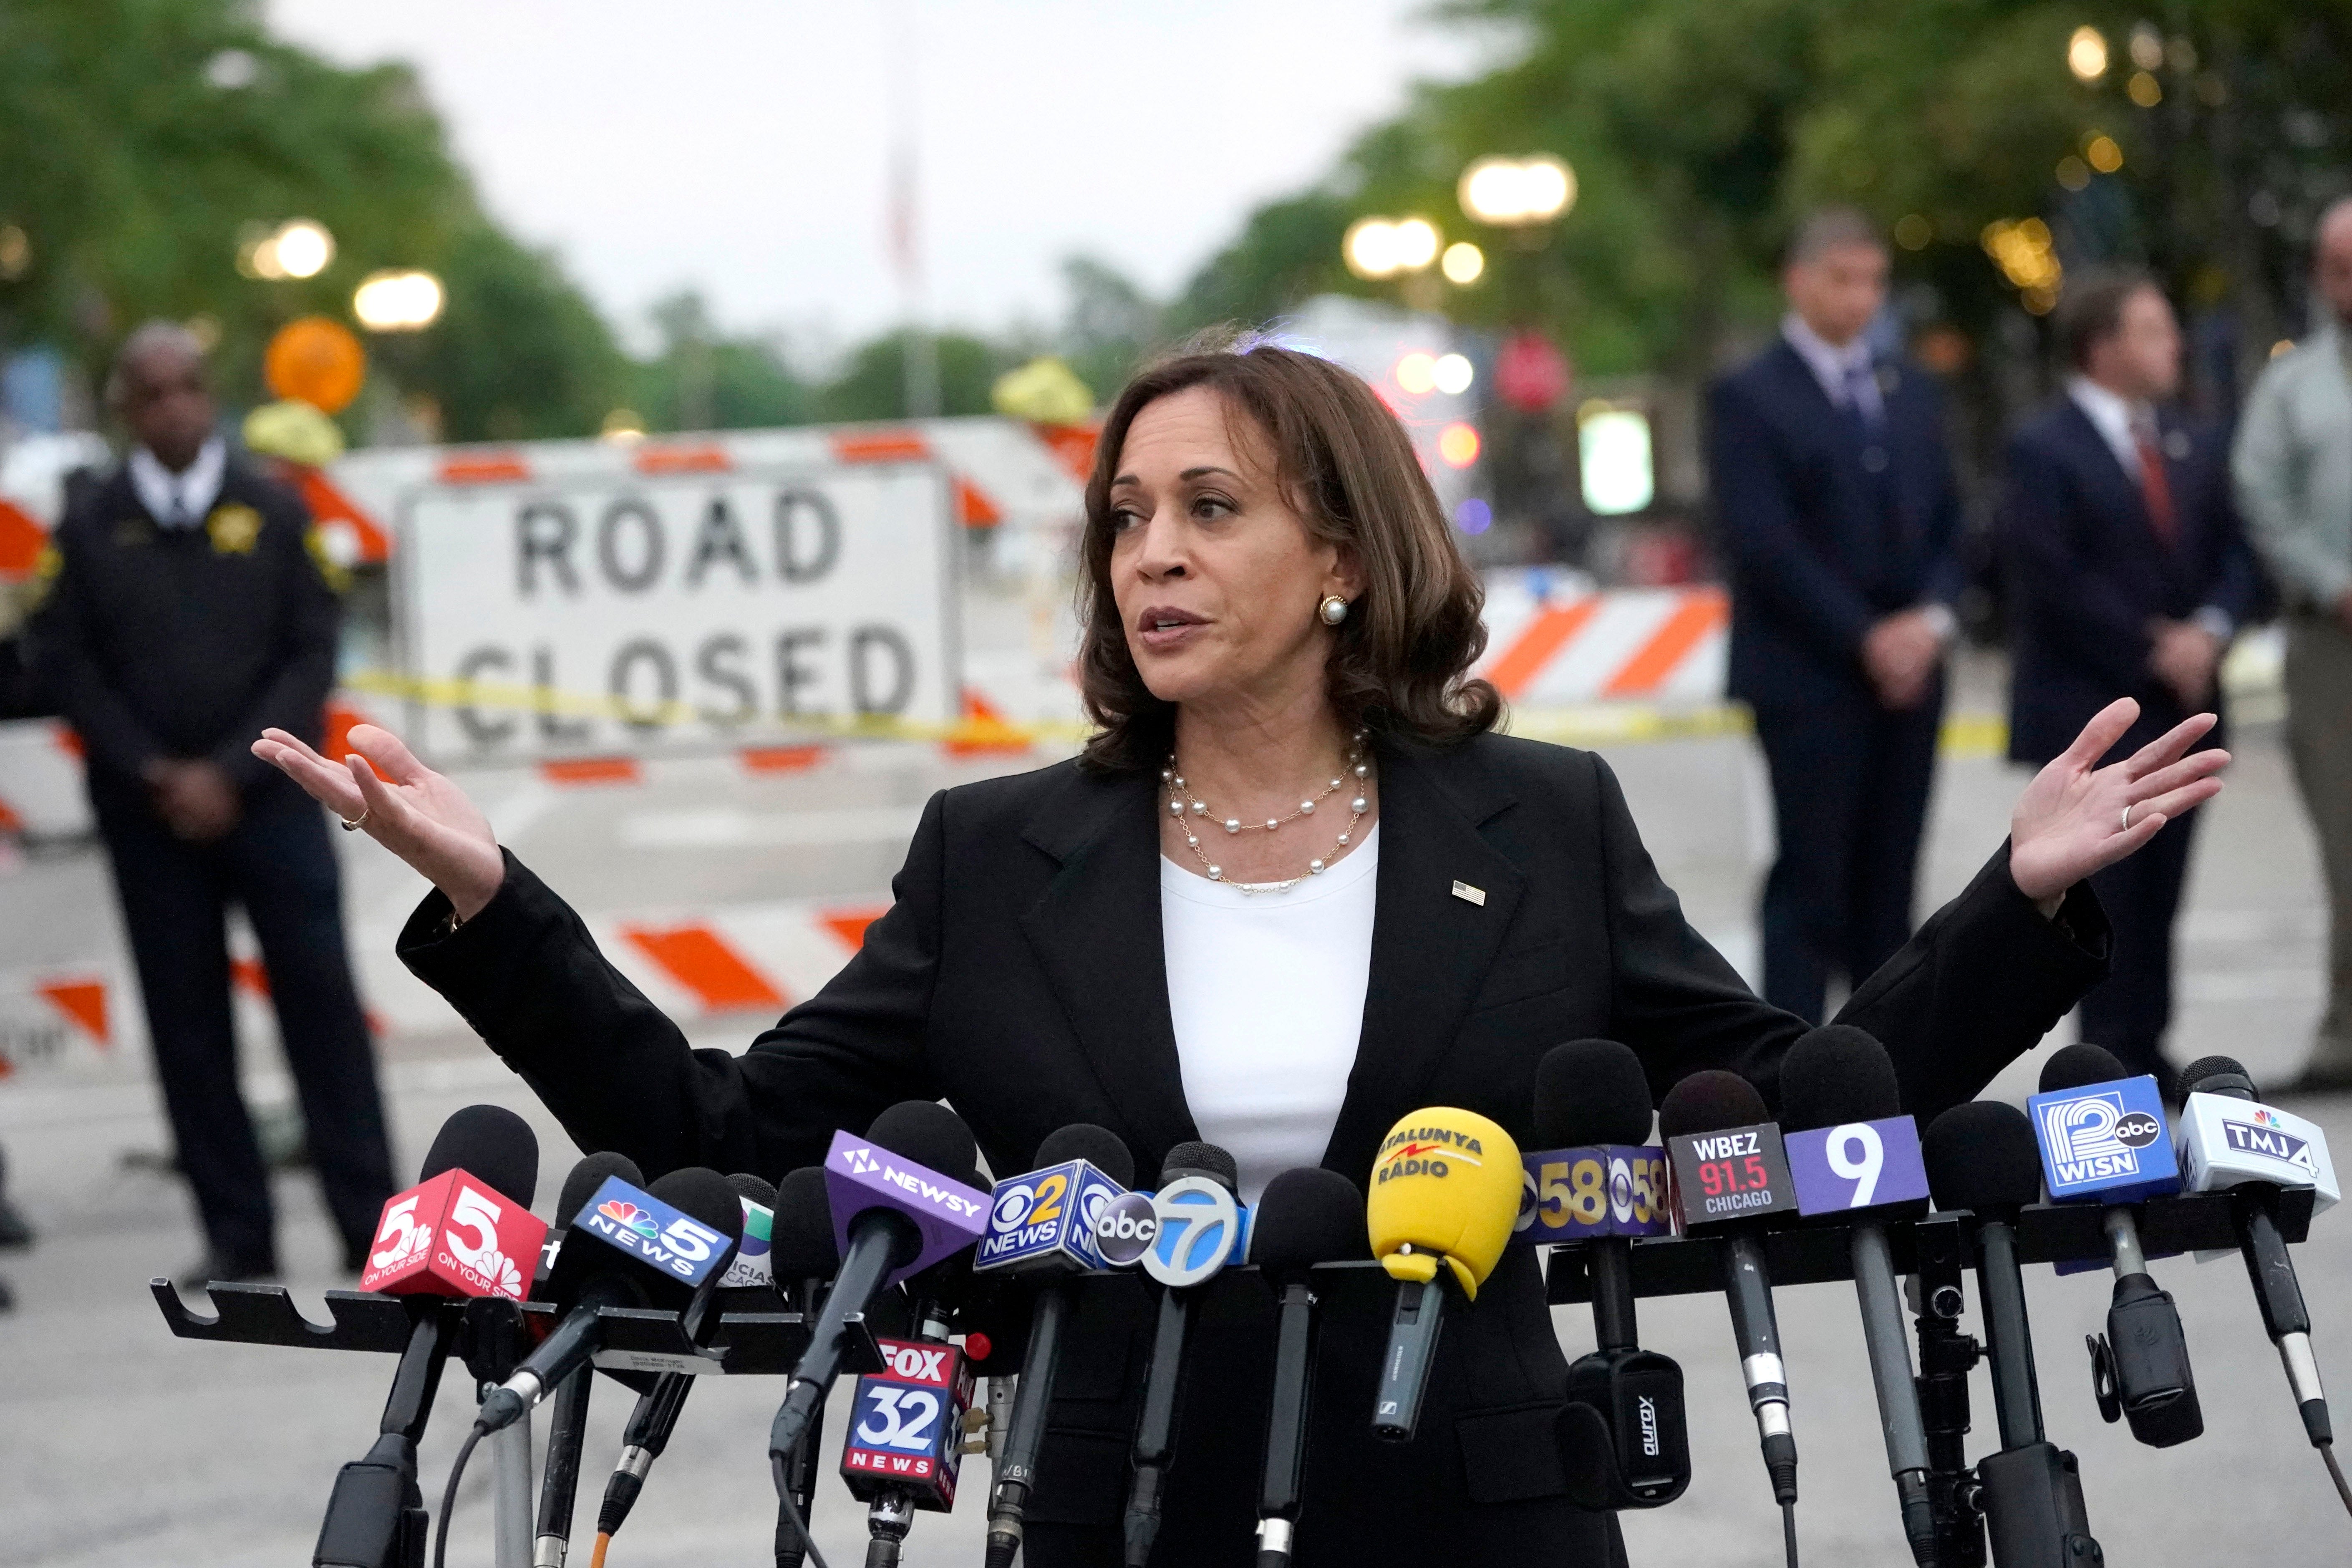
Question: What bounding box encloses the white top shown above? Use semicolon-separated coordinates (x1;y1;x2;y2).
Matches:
128;436;226;529
1782;313;1884;424
1160;825;1380;1203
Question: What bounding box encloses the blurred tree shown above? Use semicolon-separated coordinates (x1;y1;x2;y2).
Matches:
0;0;626;440
631;290;810;434
817;329;1004;422
1057;255;1162;399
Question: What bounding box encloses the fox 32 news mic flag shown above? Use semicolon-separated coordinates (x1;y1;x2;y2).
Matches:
1366;1110;1523;1444
2032;1046;2202;1450
1517;1037;1687;1513
839;1338;981;1511
2176;1055;2345;1472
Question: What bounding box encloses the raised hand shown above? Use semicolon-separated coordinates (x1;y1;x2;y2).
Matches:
252;723;506;919
2008;698;2228;905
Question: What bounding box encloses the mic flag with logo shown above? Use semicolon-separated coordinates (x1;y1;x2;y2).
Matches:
2028;1074;2180;1205
822;1127;988;1289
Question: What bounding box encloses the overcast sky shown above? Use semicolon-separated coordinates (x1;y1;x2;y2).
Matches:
267;1;1492;356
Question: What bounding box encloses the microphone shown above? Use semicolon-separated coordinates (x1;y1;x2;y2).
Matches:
314;1106;540;1568
1778;1025;1936;1565
768;1103;988;1464
588;1172;782;1566
1123;1140;1247;1568
2031;1044;2201;1448
982;1124;1136;1568
769;1167;843;1568
1657;1070;1802;1531
1922;1102;2103;1567
1249;1165;1366;1568
2176;1055;2352;1515
476;1165;745;1434
1366;1108;1523;1444
1524;1039;1689;1512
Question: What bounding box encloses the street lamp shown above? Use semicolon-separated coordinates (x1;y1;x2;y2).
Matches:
1458;155;1575;227
241;218;335;280
353;269;446;331
1343;216;1442;280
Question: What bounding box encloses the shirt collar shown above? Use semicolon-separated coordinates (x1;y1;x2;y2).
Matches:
127;436;227;529
1782;313;1873;401
2066;376;2149;472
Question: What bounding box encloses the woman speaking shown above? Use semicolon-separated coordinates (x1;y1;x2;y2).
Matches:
256;342;2224;1565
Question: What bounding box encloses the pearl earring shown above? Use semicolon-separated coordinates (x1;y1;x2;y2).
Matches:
1319;595;1349;626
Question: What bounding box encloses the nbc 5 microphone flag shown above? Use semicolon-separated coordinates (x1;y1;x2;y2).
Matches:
360;1169;548;1300
570;1175;737;1287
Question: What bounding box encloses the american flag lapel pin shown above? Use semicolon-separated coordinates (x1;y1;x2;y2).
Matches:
1451;880;1486;906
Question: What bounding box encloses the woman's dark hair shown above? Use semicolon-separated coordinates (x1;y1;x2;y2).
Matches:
1076;334;1501;772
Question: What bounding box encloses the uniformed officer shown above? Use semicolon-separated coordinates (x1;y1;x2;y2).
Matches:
27;321;395;1283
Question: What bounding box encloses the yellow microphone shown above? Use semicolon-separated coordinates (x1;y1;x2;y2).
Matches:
1365;1108;1521;1441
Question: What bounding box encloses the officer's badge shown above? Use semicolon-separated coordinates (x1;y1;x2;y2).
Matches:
206;503;262;555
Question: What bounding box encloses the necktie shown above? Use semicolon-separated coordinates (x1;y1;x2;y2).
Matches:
1843;361;1884;429
2133;415;2177;548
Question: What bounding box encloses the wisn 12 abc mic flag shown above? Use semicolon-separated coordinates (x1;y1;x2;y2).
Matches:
840;1336;979;1511
2028;1074;2181;1205
1513;1146;1675;1246
360;1168;548;1301
570;1175;737;1286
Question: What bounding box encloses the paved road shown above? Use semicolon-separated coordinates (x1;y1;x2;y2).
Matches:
3;668;2347;1566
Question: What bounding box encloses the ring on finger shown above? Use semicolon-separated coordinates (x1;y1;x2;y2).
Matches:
2121;804;2133;832
340;807;371;833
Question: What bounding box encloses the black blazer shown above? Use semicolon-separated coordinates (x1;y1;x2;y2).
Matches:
400;733;2107;1567
1707;342;1964;712
2000;399;2258;766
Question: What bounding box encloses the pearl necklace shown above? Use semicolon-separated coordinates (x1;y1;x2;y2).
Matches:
1162;734;1373;895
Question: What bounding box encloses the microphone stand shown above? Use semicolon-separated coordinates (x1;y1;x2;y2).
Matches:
532;1368;593;1568
776;1273;831;1568
313;1301;457;1568
1911;1220;1986;1568
1969;1210;2102;1568
862;1294;953;1568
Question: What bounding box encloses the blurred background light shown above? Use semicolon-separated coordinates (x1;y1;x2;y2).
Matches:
1893;213;1933;251
1437;421;1480;467
204;48;260;90
1578;405;1654;515
2127;71;2162;107
0;224;29;280
1433;353;1474;395
1440;241;1485;284
1454;497;1492;535
2056;155;2091;191
2129;24;2164;71
600;408;647;443
262;315;366;413
2085;133;2123;172
1391;218;1440;272
352;268;445;331
270;219;334;279
1458;154;1576;226
1394;351;1439;394
1345;217;1403;279
2067;25;2109;83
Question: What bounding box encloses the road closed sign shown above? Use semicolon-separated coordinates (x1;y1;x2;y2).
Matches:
395;459;958;760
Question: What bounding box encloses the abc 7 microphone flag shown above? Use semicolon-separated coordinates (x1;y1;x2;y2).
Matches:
362;1168;547;1300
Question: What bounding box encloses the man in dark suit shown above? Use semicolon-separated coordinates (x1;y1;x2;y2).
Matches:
1708;208;1965;1023
27;322;395;1283
2002;270;2256;1081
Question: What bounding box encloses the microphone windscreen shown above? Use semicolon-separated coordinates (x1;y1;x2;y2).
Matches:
419;1104;539;1207
1034;1123;1135;1188
1780;1026;1901;1130
727;1171;779;1210
1249;1167;1367;1282
1921;1101;2044;1212
555;1150;644;1226
2178;1054;2258;1101
647;1166;747;1241
1533;1039;1654;1148
1162;1140;1239;1191
2038;1042;2128;1094
770;1166;839;1278
867;1100;981;1189
1365;1108;1521;1298
1657;1070;1769;1139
